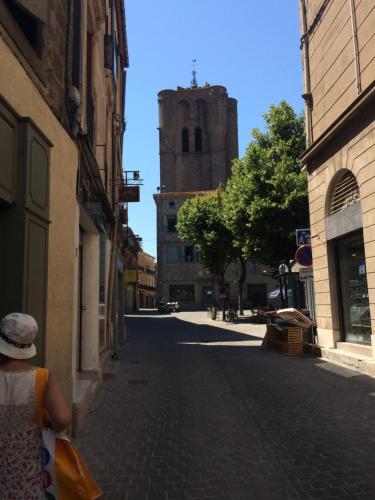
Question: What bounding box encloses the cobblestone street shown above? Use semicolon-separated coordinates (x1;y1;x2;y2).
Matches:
76;312;375;500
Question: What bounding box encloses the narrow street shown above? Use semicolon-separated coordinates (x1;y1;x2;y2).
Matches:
76;312;375;500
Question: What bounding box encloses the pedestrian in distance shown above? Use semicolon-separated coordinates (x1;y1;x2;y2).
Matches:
0;312;72;499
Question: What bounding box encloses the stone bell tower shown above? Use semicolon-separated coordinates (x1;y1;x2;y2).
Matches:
154;77;238;308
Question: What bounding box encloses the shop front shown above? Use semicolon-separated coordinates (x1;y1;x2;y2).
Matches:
335;231;370;345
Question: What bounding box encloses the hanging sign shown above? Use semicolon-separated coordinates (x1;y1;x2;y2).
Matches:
295;244;312;267
119;185;140;203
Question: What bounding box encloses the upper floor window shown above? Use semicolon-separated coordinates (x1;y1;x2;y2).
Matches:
162;215;177;232
195;127;202;152
5;0;45;55
182;128;189;153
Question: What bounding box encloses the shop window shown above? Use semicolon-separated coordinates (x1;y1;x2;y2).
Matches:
182;127;189;153
169;284;195;302
335;231;370;345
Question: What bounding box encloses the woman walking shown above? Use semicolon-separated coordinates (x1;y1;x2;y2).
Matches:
0;312;71;499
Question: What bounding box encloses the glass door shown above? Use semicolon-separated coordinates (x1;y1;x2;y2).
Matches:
336;231;371;344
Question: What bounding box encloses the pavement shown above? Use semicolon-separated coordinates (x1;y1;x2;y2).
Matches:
76;311;375;500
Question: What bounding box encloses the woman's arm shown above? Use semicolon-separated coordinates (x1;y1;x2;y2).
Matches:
43;370;72;432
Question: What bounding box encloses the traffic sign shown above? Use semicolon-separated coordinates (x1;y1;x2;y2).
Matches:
296;228;311;246
295;244;312;267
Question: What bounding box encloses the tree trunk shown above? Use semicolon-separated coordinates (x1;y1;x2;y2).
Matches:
238;257;247;316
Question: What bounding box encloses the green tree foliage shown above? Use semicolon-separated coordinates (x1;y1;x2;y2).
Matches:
223;101;308;272
176;191;236;286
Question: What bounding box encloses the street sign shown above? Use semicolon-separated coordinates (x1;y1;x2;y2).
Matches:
218;286;227;298
296;228;311;246
295;244;312;267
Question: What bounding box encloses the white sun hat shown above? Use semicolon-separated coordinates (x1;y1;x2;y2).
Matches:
0;313;38;359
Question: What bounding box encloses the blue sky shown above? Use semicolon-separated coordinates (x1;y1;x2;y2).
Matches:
123;1;303;257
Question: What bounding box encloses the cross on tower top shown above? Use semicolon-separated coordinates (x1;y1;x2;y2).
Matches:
191;59;198;88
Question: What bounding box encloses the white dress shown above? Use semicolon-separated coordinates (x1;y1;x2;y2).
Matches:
0;368;44;499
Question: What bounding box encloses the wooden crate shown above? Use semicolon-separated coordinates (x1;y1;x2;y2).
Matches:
263;324;304;356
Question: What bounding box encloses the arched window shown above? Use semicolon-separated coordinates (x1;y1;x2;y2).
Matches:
195;127;202;152
328;171;360;215
182;127;189;153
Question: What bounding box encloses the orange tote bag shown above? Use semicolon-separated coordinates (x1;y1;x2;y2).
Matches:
35;368;102;499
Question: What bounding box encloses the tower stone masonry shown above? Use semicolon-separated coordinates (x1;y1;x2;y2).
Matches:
158;84;238;192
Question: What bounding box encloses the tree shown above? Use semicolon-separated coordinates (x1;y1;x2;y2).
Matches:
223;101;308;302
176;191;237;316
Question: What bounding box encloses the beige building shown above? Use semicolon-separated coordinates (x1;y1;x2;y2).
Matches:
154;82;276;309
137;251;156;309
299;0;375;373
0;0;128;432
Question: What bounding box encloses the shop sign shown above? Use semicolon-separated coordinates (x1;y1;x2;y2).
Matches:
124;269;137;283
295;244;312;267
119;185;140;203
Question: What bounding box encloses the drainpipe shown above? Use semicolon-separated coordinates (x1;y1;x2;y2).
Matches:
349;0;362;95
300;0;313;148
70;0;84;137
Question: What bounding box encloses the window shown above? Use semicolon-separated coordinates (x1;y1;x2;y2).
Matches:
185;245;193;262
166;244;199;263
335;231;370;345
167;216;177;232
162;215;177;232
169;201;176;208
182;128;189;153
328;171;360;215
169;284;195;302
166;245;179;264
195;127;202;152
5;0;44;54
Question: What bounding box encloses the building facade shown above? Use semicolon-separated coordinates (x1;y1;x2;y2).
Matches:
137;251;156;309
0;0;129;432
154;82;276;309
299;0;375;372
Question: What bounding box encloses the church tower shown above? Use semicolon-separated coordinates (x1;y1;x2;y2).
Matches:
154;79;238;308
157;84;238;192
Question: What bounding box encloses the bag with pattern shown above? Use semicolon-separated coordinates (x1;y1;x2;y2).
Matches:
35;368;102;499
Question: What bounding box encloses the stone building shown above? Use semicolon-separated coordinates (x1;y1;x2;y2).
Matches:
154;82;276;309
0;0;128;432
299;0;375;373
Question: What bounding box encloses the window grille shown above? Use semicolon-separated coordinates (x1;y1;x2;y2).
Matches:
329;171;360;215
